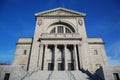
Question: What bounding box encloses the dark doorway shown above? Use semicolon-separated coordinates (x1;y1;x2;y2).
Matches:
48;63;54;70
68;63;74;71
113;73;120;80
58;63;64;70
4;73;10;80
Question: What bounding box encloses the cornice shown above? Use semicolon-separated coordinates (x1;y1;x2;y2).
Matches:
40;38;82;40
16;42;32;45
88;42;105;44
35;8;86;17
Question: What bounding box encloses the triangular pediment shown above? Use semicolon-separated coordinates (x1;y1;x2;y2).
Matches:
35;8;86;17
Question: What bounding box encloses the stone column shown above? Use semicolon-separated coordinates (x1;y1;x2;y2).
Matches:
78;44;82;69
74;44;78;70
54;45;57;70
39;44;43;70
43;44;48;70
64;44;68;70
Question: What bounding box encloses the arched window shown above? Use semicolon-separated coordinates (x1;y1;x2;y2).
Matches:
48;22;75;34
50;25;73;34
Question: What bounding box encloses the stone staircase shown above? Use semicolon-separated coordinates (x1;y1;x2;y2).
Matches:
21;70;95;80
71;71;93;80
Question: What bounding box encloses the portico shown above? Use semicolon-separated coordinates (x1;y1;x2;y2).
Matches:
39;43;80;71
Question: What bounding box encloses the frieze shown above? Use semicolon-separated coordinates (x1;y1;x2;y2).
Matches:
43;16;77;19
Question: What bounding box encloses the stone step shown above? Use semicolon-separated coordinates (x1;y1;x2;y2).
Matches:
23;70;94;80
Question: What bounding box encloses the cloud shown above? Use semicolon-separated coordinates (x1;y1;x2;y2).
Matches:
0;50;15;64
107;40;120;66
108;56;120;66
108;40;120;58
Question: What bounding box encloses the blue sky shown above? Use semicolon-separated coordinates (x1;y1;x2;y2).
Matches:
0;0;120;65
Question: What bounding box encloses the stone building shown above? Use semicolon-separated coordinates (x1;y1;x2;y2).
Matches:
0;8;120;80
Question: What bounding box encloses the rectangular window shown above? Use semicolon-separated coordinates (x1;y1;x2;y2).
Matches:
58;26;63;33
4;73;10;80
23;50;27;55
94;49;98;55
113;73;120;80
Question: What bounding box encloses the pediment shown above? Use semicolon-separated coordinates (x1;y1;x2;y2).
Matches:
35;8;86;17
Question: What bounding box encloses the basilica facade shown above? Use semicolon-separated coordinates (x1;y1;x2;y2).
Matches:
0;8;120;80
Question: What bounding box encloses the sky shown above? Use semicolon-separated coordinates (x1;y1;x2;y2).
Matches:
0;0;120;66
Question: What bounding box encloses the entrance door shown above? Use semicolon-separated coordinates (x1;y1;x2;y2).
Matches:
4;73;10;80
68;63;74;71
58;63;64;70
48;63;54;70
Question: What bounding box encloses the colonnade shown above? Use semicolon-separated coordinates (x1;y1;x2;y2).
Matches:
38;44;81;71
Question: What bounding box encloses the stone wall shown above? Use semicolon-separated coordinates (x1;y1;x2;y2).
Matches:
0;65;26;80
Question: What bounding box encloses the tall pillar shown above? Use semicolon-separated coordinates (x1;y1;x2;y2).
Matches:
39;44;43;70
78;44;83;69
43;44;48;70
74;44;78;70
64;44;68;70
54;45;57;70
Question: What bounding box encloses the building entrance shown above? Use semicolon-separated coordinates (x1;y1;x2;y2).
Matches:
58;63;64;70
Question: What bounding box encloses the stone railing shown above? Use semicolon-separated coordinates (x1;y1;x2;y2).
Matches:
66;71;76;80
40;33;81;40
46;71;53;80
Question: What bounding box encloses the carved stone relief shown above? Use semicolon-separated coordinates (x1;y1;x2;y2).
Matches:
37;19;42;26
78;19;83;26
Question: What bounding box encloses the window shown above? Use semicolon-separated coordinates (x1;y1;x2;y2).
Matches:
58;26;64;33
66;28;71;33
50;27;56;33
4;73;10;80
94;49;98;55
23;50;27;55
113;73;120;80
50;25;74;34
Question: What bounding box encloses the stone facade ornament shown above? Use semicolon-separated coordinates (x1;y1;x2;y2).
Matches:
37;19;42;26
78;19;83;26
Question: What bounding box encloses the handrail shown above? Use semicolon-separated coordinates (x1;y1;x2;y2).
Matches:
66;71;76;80
66;71;71;80
21;68;40;80
69;71;76;80
46;71;53;80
